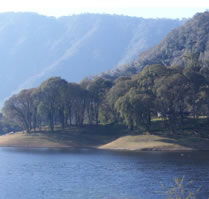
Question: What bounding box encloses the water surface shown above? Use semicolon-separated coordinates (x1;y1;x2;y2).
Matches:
0;148;208;199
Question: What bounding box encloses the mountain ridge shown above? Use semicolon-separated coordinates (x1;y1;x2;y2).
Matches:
0;12;184;105
129;12;209;72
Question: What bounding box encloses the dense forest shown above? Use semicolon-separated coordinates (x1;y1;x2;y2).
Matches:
113;12;209;79
1;52;209;136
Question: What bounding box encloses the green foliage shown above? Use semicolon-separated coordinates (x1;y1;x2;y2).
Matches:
39;77;69;131
105;61;209;133
115;88;153;131
162;177;201;199
107;77;133;107
2;57;209;135
2;76;114;132
119;11;209;76
2;88;36;133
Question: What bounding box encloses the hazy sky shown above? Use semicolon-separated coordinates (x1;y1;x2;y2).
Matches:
0;0;208;18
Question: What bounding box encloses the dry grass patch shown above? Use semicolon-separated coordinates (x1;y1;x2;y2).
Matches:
0;132;70;148
99;135;196;151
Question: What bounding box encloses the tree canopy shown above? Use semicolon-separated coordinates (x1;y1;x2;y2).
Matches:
2;59;209;135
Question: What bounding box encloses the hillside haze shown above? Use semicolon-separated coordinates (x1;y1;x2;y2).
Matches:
0;12;183;104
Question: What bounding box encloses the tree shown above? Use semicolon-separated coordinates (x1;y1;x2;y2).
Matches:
183;66;206;120
62;82;88;126
115;88;153;131
86;77;113;124
2;88;36;133
39;77;68;131
106;77;133;123
154;73;189;131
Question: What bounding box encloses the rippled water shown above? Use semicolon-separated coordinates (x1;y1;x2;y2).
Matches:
0;148;208;199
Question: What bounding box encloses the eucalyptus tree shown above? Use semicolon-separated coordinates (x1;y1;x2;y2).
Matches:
112;65;166;130
39;77;68;131
115;88;153;131
154;73;189;131
106;76;133;123
183;66;206;120
69;83;87;126
86;77;113;124
132;64;169;116
27;87;43;130
2;88;36;133
62;83;78;126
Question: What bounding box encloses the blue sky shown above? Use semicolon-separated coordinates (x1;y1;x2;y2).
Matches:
0;0;208;18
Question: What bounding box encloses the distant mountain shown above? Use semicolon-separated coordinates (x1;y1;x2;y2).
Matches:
124;12;209;73
0;12;183;105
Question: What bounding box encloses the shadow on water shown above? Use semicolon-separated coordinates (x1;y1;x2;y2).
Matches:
1;146;209;161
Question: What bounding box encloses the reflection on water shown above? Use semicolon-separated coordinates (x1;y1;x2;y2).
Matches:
0;148;208;199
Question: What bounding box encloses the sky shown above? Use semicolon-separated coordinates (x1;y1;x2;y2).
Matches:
0;0;208;19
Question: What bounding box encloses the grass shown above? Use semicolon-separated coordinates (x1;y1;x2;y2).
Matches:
2;131;209;151
0;125;128;148
99;134;197;151
0;118;209;151
100;118;209;151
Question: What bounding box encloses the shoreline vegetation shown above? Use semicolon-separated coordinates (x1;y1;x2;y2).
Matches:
0;124;209;151
1;64;209;152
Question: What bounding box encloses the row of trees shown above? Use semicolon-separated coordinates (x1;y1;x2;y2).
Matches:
107;63;209;132
2;77;112;133
2;59;209;133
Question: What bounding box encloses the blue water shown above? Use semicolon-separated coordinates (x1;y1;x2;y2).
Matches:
0;148;208;199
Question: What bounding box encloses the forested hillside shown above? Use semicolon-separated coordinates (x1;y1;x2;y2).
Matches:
2;61;209;137
0;12;183;105
118;11;209;75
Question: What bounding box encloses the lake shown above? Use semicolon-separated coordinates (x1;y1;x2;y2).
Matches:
0;148;208;199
